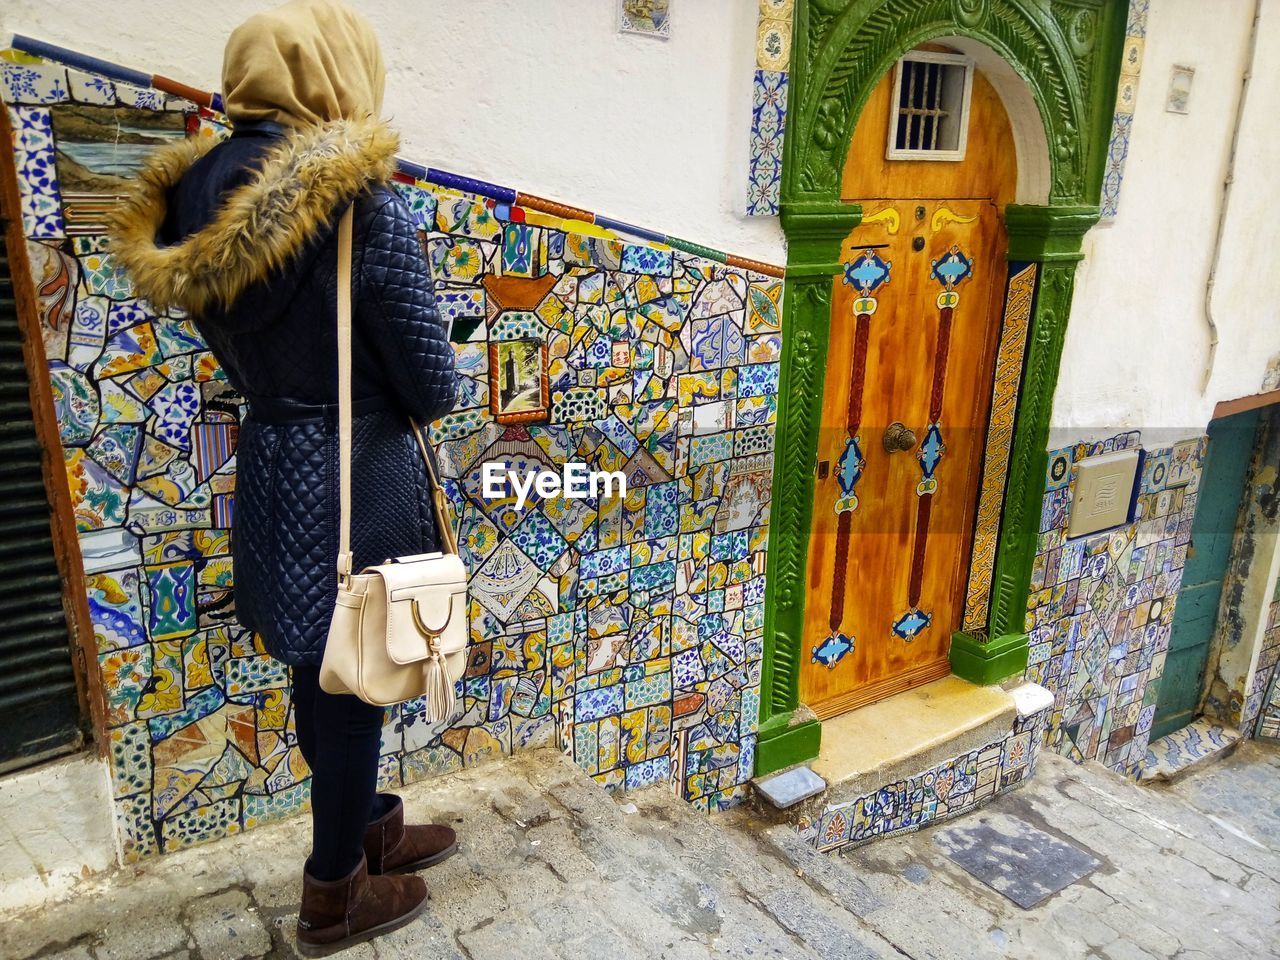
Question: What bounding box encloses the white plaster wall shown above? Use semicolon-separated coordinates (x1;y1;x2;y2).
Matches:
1054;0;1280;443
0;754;117;910
4;0;1276;431
0;0;786;265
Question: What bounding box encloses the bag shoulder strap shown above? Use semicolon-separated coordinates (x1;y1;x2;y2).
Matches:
410;421;460;555
334;204;456;582
336;207;355;580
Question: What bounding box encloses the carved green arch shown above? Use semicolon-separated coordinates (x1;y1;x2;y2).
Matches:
756;0;1127;775
789;0;1118;204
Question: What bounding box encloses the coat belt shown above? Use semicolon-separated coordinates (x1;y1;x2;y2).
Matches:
246;393;391;424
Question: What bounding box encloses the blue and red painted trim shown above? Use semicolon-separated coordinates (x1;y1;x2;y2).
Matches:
6;33;785;279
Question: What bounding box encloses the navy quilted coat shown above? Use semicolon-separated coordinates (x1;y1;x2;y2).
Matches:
118;119;457;665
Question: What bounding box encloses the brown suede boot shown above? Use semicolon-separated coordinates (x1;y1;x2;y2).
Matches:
296;854;427;957
363;794;458;874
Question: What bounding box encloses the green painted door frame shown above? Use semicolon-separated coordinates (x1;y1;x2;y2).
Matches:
757;0;1128;776
1150;409;1261;740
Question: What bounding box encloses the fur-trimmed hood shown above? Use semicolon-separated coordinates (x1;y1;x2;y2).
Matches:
107;117;399;316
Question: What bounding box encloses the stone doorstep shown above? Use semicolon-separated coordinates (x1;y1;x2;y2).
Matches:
1136;717;1243;784
753;675;1020;823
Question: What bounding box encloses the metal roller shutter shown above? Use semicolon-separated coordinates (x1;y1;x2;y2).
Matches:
0;236;82;771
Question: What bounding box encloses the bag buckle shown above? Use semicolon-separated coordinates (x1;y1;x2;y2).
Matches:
335;552;355;591
411;596;454;645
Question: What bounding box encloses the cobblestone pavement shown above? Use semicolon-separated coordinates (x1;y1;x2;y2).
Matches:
4;741;1277;960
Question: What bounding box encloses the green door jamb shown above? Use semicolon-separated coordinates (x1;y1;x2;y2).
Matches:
950;204;1098;684
758;201;861;775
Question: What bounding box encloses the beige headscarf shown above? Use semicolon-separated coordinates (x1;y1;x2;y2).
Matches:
221;0;386;127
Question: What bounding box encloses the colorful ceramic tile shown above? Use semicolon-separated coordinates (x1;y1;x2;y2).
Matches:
796;706;1051;853
10;105;66;237
501;222;544;278
1136;718;1239;781
68;294;108;371
392;180;438;231
49;361;100;446
77;250;132;298
67;68;116;105
146;563;197;641
756;16;792;72
962;263;1036;631
86;423;143;485
2;61;70;105
746;70;788;218
24;238;78;360
64;447;128;529
621;244;674;277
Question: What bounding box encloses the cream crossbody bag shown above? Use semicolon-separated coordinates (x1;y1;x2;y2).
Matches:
318;205;468;718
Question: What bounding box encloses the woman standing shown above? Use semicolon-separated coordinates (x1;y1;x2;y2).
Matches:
109;1;459;953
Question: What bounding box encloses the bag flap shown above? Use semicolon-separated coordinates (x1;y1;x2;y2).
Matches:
366;554;468;666
369;552;467;594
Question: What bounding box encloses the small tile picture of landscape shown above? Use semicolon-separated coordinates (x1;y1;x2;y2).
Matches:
51;103;185;192
490;338;547;423
51;103;185;233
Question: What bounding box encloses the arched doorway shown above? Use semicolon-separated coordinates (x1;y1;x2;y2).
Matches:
757;0;1127;773
801;46;1021;717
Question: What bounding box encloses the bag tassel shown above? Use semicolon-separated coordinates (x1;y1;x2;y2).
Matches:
424;651;455;722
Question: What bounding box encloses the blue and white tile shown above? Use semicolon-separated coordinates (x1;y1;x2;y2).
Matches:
746;69;788;218
1137;718;1240;782
9;106;65;238
1;61;70;105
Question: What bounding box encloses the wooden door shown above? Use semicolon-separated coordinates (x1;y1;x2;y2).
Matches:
799;198;1005;718
1151;409;1259;740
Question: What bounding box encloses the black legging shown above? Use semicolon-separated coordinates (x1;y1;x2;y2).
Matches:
290;664;390;880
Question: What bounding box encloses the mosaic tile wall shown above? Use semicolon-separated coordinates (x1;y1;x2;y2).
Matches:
3;56;782;859
746;0;791;217
1100;0;1148;219
1024;430;1207;776
797;703;1050;853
